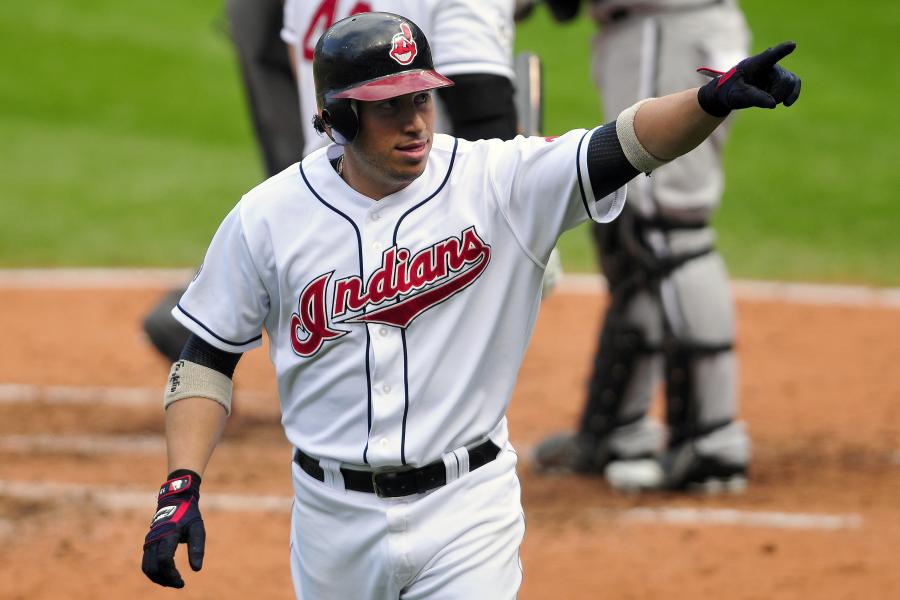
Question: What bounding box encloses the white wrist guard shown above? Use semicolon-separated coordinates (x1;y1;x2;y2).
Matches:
615;98;671;174
164;360;233;416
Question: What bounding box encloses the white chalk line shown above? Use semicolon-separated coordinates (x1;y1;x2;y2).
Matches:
0;383;274;407
0;480;291;514
0;434;164;454
0;268;194;289
0;478;862;531
620;506;863;531
1;269;899;308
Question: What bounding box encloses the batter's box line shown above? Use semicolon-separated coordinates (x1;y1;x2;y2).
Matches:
0;433;165;454
0;479;292;514
0;479;864;531
0;383;275;406
618;506;864;531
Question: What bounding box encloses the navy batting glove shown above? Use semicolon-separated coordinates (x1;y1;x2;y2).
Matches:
141;469;205;588
697;41;802;117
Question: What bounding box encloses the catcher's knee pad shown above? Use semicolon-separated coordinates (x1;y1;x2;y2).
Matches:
436;73;518;141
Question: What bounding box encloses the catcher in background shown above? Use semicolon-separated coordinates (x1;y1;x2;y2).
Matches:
531;0;756;492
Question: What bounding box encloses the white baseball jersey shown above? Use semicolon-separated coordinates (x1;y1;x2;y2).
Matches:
281;0;516;157
173;130;624;468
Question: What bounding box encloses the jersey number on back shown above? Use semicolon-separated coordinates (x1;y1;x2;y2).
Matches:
303;0;373;60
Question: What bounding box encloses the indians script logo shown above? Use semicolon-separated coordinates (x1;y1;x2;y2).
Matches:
290;226;491;357
388;23;417;65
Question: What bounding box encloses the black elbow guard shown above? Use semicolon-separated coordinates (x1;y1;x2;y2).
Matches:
586;123;640;199
179;334;243;378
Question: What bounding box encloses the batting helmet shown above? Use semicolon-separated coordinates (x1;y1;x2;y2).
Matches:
312;12;453;144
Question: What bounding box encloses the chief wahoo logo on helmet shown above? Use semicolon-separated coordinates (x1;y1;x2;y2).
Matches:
389;23;417;65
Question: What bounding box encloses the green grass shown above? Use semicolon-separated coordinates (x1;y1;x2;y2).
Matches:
515;0;900;284
2;0;899;284
0;0;262;265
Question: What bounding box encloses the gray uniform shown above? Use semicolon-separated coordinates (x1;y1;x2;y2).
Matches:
538;0;751;490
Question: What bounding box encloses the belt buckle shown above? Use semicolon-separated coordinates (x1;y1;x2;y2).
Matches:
371;467;408;498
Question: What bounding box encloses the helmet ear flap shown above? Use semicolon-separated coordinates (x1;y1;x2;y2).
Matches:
320;99;359;145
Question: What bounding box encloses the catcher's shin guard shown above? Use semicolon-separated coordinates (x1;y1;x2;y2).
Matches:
664;341;737;447
573;213;667;462
579;301;661;441
655;229;750;488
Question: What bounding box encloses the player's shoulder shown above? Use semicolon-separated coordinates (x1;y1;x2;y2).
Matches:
240;163;303;208
447;133;544;161
241;143;340;205
235;152;332;228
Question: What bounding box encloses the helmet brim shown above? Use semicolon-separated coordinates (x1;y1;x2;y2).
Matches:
331;69;454;102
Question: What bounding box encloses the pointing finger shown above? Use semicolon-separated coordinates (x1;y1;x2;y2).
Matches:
759;41;797;68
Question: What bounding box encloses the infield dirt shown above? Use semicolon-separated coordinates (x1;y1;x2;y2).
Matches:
1;284;899;599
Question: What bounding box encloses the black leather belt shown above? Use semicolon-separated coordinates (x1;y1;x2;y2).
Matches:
293;439;502;498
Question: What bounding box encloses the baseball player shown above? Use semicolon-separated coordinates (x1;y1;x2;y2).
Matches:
532;0;757;492
140;11;800;597
281;0;563;295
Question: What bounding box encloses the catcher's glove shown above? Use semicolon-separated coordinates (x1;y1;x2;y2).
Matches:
141;469;205;588
697;41;802;117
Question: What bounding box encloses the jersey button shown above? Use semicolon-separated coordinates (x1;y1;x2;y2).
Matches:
379;327;389;337
382;384;391;394
371;212;381;221
379;438;389;448
373;241;383;252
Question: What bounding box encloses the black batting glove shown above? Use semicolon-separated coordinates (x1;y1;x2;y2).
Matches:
141;469;205;588
697;41;802;117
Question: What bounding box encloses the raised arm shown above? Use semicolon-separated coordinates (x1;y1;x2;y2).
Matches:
634;41;801;162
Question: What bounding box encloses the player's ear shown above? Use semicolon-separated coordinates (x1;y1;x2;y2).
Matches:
312;112;342;145
312;113;328;135
315;101;358;146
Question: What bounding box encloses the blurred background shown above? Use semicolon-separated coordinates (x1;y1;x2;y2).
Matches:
1;0;897;284
2;2;900;598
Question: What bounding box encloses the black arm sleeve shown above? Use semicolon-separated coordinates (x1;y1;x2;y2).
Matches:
586;122;640;200
544;0;583;22
179;334;242;379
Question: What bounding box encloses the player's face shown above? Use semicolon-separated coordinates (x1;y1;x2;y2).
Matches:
344;91;435;199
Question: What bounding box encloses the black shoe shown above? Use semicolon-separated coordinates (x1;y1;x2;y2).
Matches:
660;443;748;493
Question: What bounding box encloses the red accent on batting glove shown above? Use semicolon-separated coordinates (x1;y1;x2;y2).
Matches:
141;469;205;589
